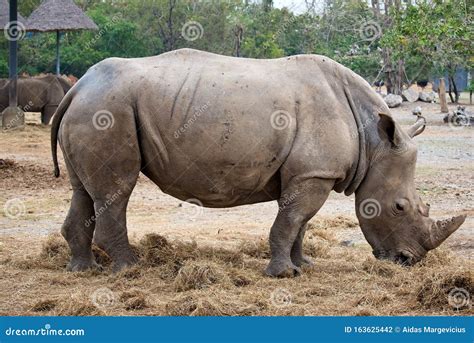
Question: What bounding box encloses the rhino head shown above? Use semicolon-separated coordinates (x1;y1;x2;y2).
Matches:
355;113;466;265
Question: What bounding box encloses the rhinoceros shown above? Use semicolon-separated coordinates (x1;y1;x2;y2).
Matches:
51;49;466;276
0;75;71;124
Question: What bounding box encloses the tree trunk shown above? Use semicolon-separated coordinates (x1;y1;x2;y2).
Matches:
439;78;449;113
371;0;380;16
383;48;393;94
393;59;404;95
167;0;176;51
450;76;459;103
447;76;455;103
233;25;243;57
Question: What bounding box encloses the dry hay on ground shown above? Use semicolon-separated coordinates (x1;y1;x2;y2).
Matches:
309;215;359;231
0;218;472;316
0;158;68;190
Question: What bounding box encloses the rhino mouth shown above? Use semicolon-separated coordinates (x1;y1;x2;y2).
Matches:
393;251;418;266
372;249;419;266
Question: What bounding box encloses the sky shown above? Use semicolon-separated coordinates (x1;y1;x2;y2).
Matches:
273;0;372;14
273;0;310;14
273;0;330;14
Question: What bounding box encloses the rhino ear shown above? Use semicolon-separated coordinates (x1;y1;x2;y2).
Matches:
378;113;402;147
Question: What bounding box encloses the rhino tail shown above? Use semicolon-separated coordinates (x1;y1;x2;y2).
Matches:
51;87;75;178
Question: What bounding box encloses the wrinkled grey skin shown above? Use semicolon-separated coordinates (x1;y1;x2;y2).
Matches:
0;75;71;124
51;49;465;276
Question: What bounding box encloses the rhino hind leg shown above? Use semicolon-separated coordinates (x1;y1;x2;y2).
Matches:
86;148;141;273
265;178;334;277
60;106;141;273
62;188;98;272
92;190;139;273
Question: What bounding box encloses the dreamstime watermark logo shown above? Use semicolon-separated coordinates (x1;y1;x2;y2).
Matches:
270;288;292;308
448;287;471;310
359;20;381;42
270;110;292;130
2;107;25;130
359;198;381;219
22;100;34;112
351;116;375;139
92;110;115;130
273;15;299;40
3;198;26;219
180;198;204;219
174;101;210;138
4;323;85;337
84;189;123;227
4;21;26;41
85;14;123;49
279;189;300;213
91;287;116;309
181;21;204;41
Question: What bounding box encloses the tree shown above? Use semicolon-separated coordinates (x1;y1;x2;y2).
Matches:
381;0;473;103
2;0;470;94
310;0;383;83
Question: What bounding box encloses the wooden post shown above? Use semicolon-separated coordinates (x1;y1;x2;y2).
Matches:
439;78;448;113
2;0;24;130
56;31;61;75
8;0;18;108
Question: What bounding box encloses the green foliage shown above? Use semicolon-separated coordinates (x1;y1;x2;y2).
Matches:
0;0;470;87
381;0;473;80
467;79;474;92
313;0;382;81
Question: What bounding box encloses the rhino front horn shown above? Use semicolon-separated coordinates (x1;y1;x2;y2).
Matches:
426;215;466;250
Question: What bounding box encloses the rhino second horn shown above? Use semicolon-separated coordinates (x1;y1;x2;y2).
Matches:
426;215;466;250
407;115;426;138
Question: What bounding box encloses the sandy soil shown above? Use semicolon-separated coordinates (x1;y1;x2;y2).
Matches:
0;100;472;316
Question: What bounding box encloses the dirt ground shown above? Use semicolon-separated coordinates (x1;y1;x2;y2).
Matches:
0;99;472;316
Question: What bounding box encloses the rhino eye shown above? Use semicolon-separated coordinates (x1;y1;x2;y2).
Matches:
394;199;410;213
396;203;404;211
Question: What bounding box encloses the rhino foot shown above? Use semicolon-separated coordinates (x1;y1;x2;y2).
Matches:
292;255;314;268
265;259;302;278
111;253;139;273
66;258;102;272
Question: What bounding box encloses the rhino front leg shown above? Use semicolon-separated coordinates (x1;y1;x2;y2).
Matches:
290;223;313;267
265;178;333;277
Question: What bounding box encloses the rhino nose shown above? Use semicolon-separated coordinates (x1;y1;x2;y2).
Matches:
394;251;416;266
372;249;387;259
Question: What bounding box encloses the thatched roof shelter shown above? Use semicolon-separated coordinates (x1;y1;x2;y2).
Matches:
25;0;98;75
26;0;98;32
0;0;27;28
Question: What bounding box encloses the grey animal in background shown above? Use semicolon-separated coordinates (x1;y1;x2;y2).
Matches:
0;75;71;124
51;49;466;276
